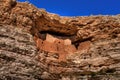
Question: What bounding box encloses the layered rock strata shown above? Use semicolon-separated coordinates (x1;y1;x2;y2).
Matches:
0;0;120;80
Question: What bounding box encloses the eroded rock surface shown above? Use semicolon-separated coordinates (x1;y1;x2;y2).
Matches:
0;0;120;80
0;25;43;80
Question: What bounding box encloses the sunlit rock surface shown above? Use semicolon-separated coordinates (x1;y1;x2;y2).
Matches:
0;0;120;80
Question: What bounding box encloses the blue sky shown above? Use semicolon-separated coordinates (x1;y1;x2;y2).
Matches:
18;0;120;16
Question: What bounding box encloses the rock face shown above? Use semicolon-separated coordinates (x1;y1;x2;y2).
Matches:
0;0;120;80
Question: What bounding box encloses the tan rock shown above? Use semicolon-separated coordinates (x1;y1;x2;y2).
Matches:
64;39;71;45
0;0;120;80
46;34;57;43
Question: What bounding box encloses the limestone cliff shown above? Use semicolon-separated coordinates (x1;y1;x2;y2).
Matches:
0;0;120;80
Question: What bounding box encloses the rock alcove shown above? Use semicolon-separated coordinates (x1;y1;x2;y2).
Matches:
0;0;120;79
34;31;91;62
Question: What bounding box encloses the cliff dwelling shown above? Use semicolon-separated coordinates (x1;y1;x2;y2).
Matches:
0;0;120;79
34;32;91;62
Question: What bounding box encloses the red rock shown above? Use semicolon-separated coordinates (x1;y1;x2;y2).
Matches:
54;39;64;52
65;45;76;53
42;40;57;53
78;41;91;51
34;36;44;50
